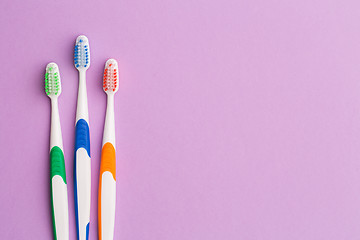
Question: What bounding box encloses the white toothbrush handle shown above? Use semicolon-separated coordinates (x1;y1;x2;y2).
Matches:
75;70;91;240
50;98;69;240
76;71;89;122
99;94;116;240
51;176;69;240
99;171;116;240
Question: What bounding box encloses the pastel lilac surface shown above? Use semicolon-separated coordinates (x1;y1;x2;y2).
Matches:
1;0;360;239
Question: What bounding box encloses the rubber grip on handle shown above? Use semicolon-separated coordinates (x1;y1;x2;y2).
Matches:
50;146;69;240
51;146;66;184
74;119;91;240
75;119;90;156
99;143;116;180
98;142;116;240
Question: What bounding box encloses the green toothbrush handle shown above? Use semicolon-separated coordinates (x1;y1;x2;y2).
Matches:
50;146;69;240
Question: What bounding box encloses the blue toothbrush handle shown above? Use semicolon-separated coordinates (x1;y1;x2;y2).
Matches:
74;119;91;240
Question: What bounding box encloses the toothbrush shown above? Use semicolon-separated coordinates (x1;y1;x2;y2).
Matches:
98;59;119;240
45;63;69;240
74;35;91;240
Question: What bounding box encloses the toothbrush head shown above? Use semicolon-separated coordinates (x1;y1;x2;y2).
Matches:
74;35;90;70
103;59;119;93
45;62;61;97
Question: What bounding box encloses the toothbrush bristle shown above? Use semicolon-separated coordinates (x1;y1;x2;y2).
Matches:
45;63;61;96
103;59;119;93
74;35;90;69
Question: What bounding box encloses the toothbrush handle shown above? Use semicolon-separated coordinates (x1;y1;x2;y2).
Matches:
74;119;91;240
50;146;69;240
98;142;116;240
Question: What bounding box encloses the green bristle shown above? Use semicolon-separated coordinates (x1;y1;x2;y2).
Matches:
45;65;61;96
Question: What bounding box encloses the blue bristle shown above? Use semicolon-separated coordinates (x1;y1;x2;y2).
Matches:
74;39;89;68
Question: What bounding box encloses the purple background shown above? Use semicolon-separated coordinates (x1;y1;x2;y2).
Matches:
1;0;360;239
